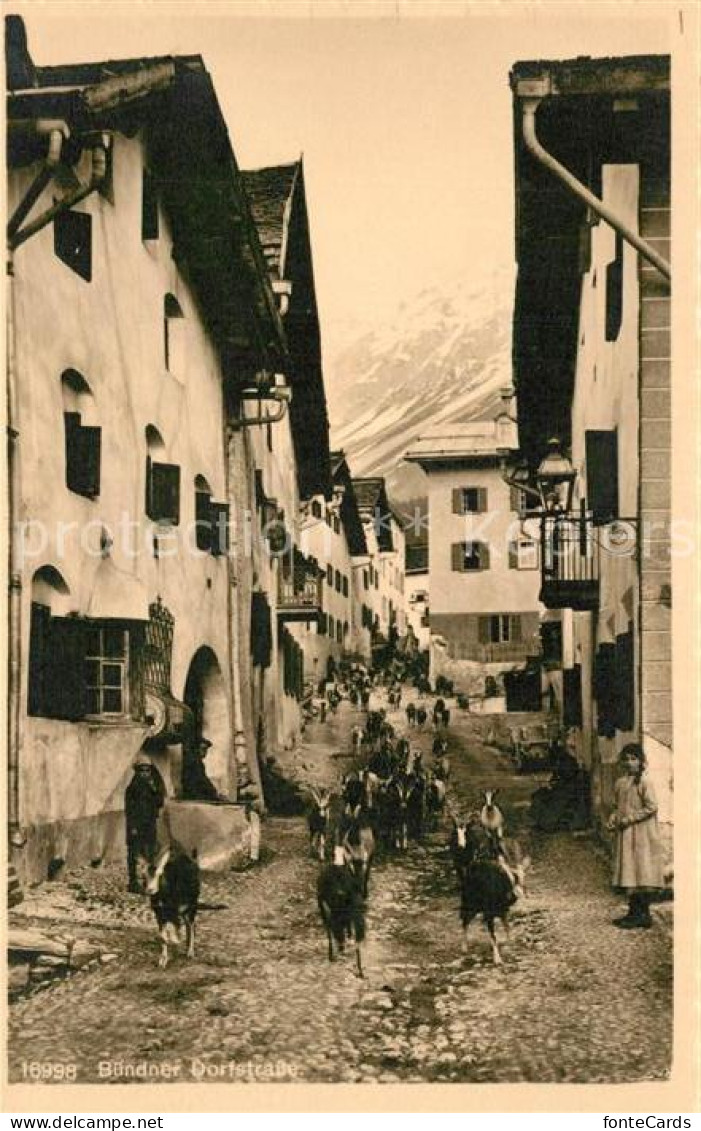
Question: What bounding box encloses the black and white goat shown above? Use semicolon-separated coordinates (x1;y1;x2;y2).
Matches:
308;788;332;861
137;841;200;969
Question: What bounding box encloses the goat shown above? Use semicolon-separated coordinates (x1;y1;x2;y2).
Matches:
341;772;365;814
308;788;332;861
426;773;446;829
432;698;446;727
405;702;416;727
382;778;410;850
460;835;531;965
317;844;366;977
340;804;375;897
416;706;428;729
480;789;505;836
137;842;200;969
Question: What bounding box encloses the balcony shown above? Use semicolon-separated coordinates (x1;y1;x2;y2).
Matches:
277;553;323;623
539;513;600;611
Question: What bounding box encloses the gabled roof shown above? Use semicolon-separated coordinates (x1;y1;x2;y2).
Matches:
243;158;332;499
329;450;367;557
405;421;517;464
241;163;300;279
510;53;670;468
353;477;396;553
6;16;287;377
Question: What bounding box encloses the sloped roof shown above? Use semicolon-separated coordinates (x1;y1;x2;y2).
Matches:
329;451;367;557
5;17;287;376
405;421;517;462
353;477;397;553
241;163;300;279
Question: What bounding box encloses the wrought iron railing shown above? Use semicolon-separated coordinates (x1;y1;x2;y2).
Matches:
540;512;600;610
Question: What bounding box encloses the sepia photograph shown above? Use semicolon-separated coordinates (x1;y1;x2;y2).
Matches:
3;0;696;1108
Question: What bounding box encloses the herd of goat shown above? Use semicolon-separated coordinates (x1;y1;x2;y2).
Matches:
313;697;531;976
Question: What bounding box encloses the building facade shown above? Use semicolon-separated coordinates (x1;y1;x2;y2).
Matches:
352;478;407;666
510;54;672;836
406;418;544;700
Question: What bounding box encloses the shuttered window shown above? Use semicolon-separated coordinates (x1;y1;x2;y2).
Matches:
141;168;159;241
195;486;213;552
563;664;583;727
585;431;619;526
28;610;142;721
615;624;635;732
452;487;488;514
593;642;617;737
605;232;624;342
54;207;92;282
146;460;181;525
478;614;521;644
451;542;490;571
64;412;101;498
250;592;272;668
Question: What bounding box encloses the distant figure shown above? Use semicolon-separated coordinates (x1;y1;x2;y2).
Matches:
125;753;166;892
181;737;225;803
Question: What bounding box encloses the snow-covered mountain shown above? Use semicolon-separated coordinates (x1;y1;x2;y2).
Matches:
324;268;515;502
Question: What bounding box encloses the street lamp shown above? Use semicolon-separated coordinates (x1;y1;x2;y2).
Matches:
231;371;293;428
535;437;577;513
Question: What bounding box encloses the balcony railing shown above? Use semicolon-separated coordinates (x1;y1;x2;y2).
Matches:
540;512;600;611
277;565;323;623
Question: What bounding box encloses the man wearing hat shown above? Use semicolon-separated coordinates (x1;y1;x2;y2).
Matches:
124;752;166;892
181;736;224;803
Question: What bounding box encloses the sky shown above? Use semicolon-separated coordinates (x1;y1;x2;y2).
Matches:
9;2;673;363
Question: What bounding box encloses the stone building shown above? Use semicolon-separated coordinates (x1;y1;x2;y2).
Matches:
405;417;544;702
509;54;671;834
5;21;306;879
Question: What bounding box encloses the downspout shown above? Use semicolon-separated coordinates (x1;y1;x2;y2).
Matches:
521;98;671;281
10;140;108;251
7;133;106;843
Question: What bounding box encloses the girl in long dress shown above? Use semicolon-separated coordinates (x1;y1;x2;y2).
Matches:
607;743;665;929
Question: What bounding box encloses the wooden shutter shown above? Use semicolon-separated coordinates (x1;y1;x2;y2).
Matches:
451;543;464;572
508;542;518;569
54;208;92;282
510;615;522;642
195;490;212;552
452;488;464;515
250;593;272;668
509;485;522;514
210;503;229;556
615;625;635;732
586;431;619;525
141;168;159;241
605;232;624;342
478;543;490;570
46;616;86;720
477;487;488;513
593;643;617;737
563;665;583;727
478;615;490;644
28;602;51;716
150;463;181;525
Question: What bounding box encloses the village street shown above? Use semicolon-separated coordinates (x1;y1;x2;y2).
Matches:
8;695;672;1087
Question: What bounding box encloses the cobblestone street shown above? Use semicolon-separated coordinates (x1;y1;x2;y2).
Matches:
8;698;672;1086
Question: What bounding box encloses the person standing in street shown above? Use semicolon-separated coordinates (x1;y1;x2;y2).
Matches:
607;743;665;929
125;752;166;892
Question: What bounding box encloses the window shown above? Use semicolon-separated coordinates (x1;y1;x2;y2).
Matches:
452;486;487;515
605;232;624;342
342;575;349;598
333;515;341;535
478;614;522;645
146;459;180;525
585;430;619;525
85;624;130;716
194;478;229;555
163;293;184;375
541;621;563;665
336;621;343;643
142;168;159;241
328;614;335;640
54;207;92;281
326;563;333;587
363;570;369;591
64;411;101;498
334;569;341;593
451;542;490;572
508;540;539;570
311;499;323;519
29;606;143;721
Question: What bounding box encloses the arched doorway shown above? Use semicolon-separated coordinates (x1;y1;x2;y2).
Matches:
182;647;230;795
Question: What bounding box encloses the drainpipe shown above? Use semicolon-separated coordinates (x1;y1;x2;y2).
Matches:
10;140;108;251
521;98;671;281
7;123;69;241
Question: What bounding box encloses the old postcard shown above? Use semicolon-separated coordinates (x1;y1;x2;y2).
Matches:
3;0;699;1114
